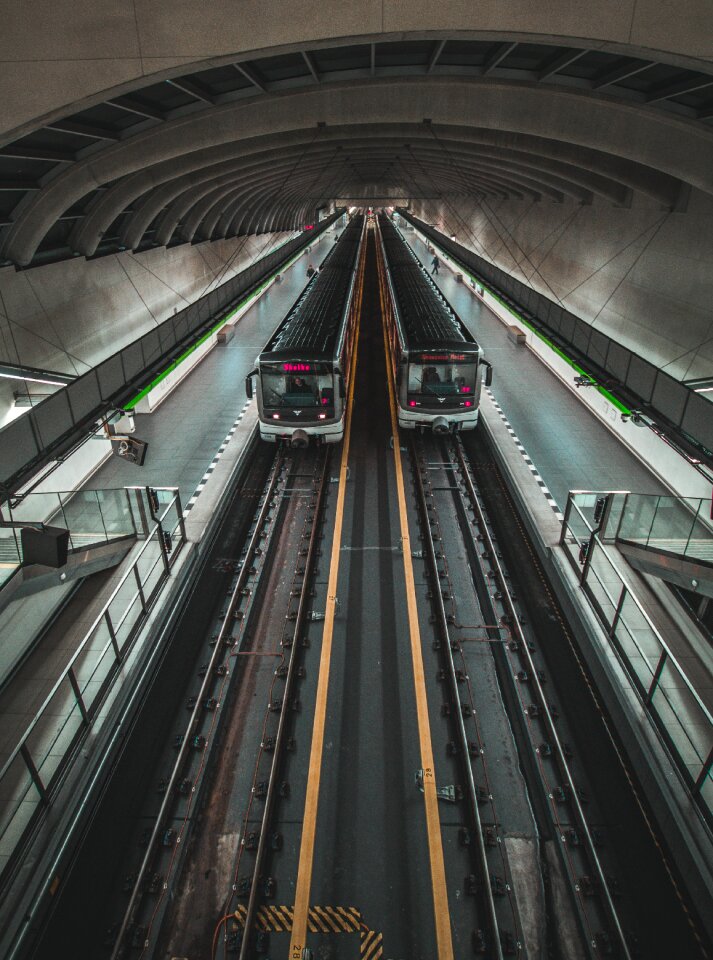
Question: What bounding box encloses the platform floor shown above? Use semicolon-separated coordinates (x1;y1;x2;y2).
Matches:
88;229;337;505
402;229;667;506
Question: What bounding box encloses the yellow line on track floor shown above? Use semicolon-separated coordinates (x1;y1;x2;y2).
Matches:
288;233;366;959
376;231;455;960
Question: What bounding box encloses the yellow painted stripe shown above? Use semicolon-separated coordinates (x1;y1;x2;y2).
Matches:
265;906;284;932
363;932;383;960
376;230;455;959
314;905;342;933
274;905;293;928
289;233;367;957
309;908;331;933
336;905;358;930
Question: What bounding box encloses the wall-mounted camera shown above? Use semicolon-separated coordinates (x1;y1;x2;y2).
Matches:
111;436;148;466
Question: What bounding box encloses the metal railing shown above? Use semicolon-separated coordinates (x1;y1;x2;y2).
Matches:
615;492;713;565
560;491;713;825
0;487;186;887
0;485;158;590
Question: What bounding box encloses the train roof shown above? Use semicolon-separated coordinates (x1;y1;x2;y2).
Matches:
261;215;363;358
378;214;478;350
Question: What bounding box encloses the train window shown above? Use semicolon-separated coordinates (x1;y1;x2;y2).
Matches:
408;361;476;397
261;368;334;408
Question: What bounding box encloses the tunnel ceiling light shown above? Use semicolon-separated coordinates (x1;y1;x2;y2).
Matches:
0;364;72;387
685;377;713;393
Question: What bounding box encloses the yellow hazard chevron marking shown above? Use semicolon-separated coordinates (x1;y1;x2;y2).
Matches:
231;904;383;957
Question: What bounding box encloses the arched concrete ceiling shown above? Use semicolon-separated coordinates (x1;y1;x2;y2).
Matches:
1;5;712;267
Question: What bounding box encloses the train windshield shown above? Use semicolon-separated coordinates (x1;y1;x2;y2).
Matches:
261;362;334;408
408;359;477;397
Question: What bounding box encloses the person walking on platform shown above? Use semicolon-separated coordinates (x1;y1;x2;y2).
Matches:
431;254;440;275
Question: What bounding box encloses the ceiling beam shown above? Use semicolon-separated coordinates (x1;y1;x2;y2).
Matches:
46;119;119;141
646;76;713;104
482;42;517;77
301;50;320;83
427;40;447;74
233;62;268;93
0;145;74;162
111;96;165;121
166;78;214;104
538;48;588;81
0;180;39;191
591;59;653;89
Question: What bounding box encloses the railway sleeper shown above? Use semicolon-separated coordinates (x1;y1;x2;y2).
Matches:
147;873;163;894
490;873;508;896
472;928;487;954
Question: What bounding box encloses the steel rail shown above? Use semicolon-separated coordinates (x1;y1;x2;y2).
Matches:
454;437;634;960
410;434;506;960
110;451;287;960
236;446;331;960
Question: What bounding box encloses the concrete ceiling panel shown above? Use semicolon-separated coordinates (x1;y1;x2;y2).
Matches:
382;0;636;49
630;0;713;62
0;0;140;60
133;0;384;59
0;60;143;142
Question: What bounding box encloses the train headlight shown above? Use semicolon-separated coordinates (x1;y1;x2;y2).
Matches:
318;413;327;420
272;413;281;419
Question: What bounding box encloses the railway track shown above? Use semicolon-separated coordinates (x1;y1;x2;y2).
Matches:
106;444;331;959
408;430;635;959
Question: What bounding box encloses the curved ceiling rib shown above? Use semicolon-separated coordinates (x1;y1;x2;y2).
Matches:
1;34;712;269
121;143;607;253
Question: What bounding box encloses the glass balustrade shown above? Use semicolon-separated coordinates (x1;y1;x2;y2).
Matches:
616;492;713;566
0;487;185;883
561;491;713;828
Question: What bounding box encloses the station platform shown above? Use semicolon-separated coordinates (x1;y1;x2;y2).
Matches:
0;227;336;886
400;229;667;507
1;219;711;944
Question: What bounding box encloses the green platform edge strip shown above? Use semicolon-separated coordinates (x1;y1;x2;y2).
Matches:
122;242;311;411
411;225;632;416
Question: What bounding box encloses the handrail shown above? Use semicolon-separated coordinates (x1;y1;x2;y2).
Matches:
560;490;713;816
0;488;184;787
615;491;713;558
567;497;713;726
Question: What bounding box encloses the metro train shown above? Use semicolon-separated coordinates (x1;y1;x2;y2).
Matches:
246;214;365;445
376;212;492;434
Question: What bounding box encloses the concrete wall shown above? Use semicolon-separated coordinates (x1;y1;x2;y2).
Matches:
1;1;711;142
0;231;295;426
410;190;713;383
